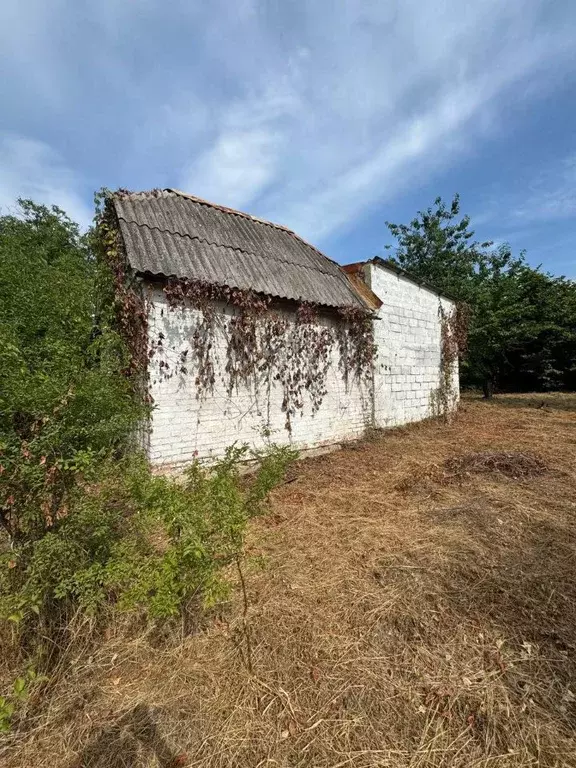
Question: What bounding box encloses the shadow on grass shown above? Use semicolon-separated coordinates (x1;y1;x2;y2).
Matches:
463;392;576;412
69;703;183;768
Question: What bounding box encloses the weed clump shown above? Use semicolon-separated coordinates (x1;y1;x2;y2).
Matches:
0;443;296;732
444;450;548;480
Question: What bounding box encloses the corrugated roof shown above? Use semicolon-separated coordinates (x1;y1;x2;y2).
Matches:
112;189;368;309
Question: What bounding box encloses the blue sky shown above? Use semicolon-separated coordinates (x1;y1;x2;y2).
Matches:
1;0;575;277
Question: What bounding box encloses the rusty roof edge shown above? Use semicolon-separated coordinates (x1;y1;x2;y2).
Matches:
345;258;458;303
340;267;382;311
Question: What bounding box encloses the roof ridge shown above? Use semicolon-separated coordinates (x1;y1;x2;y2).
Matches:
164;189;340;267
118;216;348;282
114;188;340;269
165;189;297;235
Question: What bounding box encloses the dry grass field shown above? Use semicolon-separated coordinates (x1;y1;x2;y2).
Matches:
2;393;576;768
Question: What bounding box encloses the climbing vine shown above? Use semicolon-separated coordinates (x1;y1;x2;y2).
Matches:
336;306;377;387
152;277;375;432
96;193;375;433
94;191;150;400
433;301;470;419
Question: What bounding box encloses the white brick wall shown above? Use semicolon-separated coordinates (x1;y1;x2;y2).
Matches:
364;263;459;428
145;268;458;468
146;286;373;468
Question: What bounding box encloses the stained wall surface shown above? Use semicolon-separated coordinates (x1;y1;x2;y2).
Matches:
146;287;373;468
365;263;458;428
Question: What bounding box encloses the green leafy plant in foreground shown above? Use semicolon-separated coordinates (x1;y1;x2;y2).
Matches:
0;443;296;731
0;668;42;733
0;443;297;627
0;198;297;732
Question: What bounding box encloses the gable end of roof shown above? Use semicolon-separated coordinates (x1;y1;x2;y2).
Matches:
344;258;457;303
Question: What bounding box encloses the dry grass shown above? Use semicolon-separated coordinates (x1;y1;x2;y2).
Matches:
443;451;549;480
2;392;576;768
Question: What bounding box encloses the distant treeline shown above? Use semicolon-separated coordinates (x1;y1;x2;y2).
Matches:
385;195;576;396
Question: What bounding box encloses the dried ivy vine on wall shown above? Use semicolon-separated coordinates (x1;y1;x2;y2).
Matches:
434;302;470;419
95;193;151;402
336;306;376;387
95;191;375;432
153;277;375;432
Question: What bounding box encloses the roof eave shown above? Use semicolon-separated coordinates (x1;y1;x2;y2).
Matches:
135;268;374;313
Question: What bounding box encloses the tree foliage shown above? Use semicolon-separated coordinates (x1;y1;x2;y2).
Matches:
386;195;576;395
0;200;143;543
0;200;296;702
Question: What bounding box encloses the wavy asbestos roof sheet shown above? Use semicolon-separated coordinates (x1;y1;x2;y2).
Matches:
113;189;367;309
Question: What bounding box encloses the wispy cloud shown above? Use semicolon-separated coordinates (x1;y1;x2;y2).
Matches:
511;154;576;222
0;134;92;227
164;0;576;241
1;0;575;244
179;84;301;210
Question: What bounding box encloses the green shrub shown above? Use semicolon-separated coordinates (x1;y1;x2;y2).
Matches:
0;668;42;733
0;198;297;732
0;200;144;546
0;445;297;628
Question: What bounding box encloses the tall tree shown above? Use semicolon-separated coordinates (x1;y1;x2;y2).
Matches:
385;195;576;396
0;200;143;541
385;194;492;303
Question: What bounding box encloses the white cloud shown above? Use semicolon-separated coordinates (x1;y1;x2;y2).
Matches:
263;30;567;240
181;129;281;210
179;83;301;209
1;0;575;242
166;0;576;240
0;134;92;227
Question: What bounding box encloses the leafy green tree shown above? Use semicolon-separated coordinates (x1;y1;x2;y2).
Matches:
0;199;297;673
0;199;143;543
385;194;492;303
499;267;576;391
385;195;576;396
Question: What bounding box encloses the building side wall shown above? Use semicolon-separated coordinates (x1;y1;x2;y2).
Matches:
365;264;459;428
146;287;373;468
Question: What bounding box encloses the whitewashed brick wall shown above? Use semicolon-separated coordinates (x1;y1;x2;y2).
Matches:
145;269;458;468
146;286;373;468
364;263;459;428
